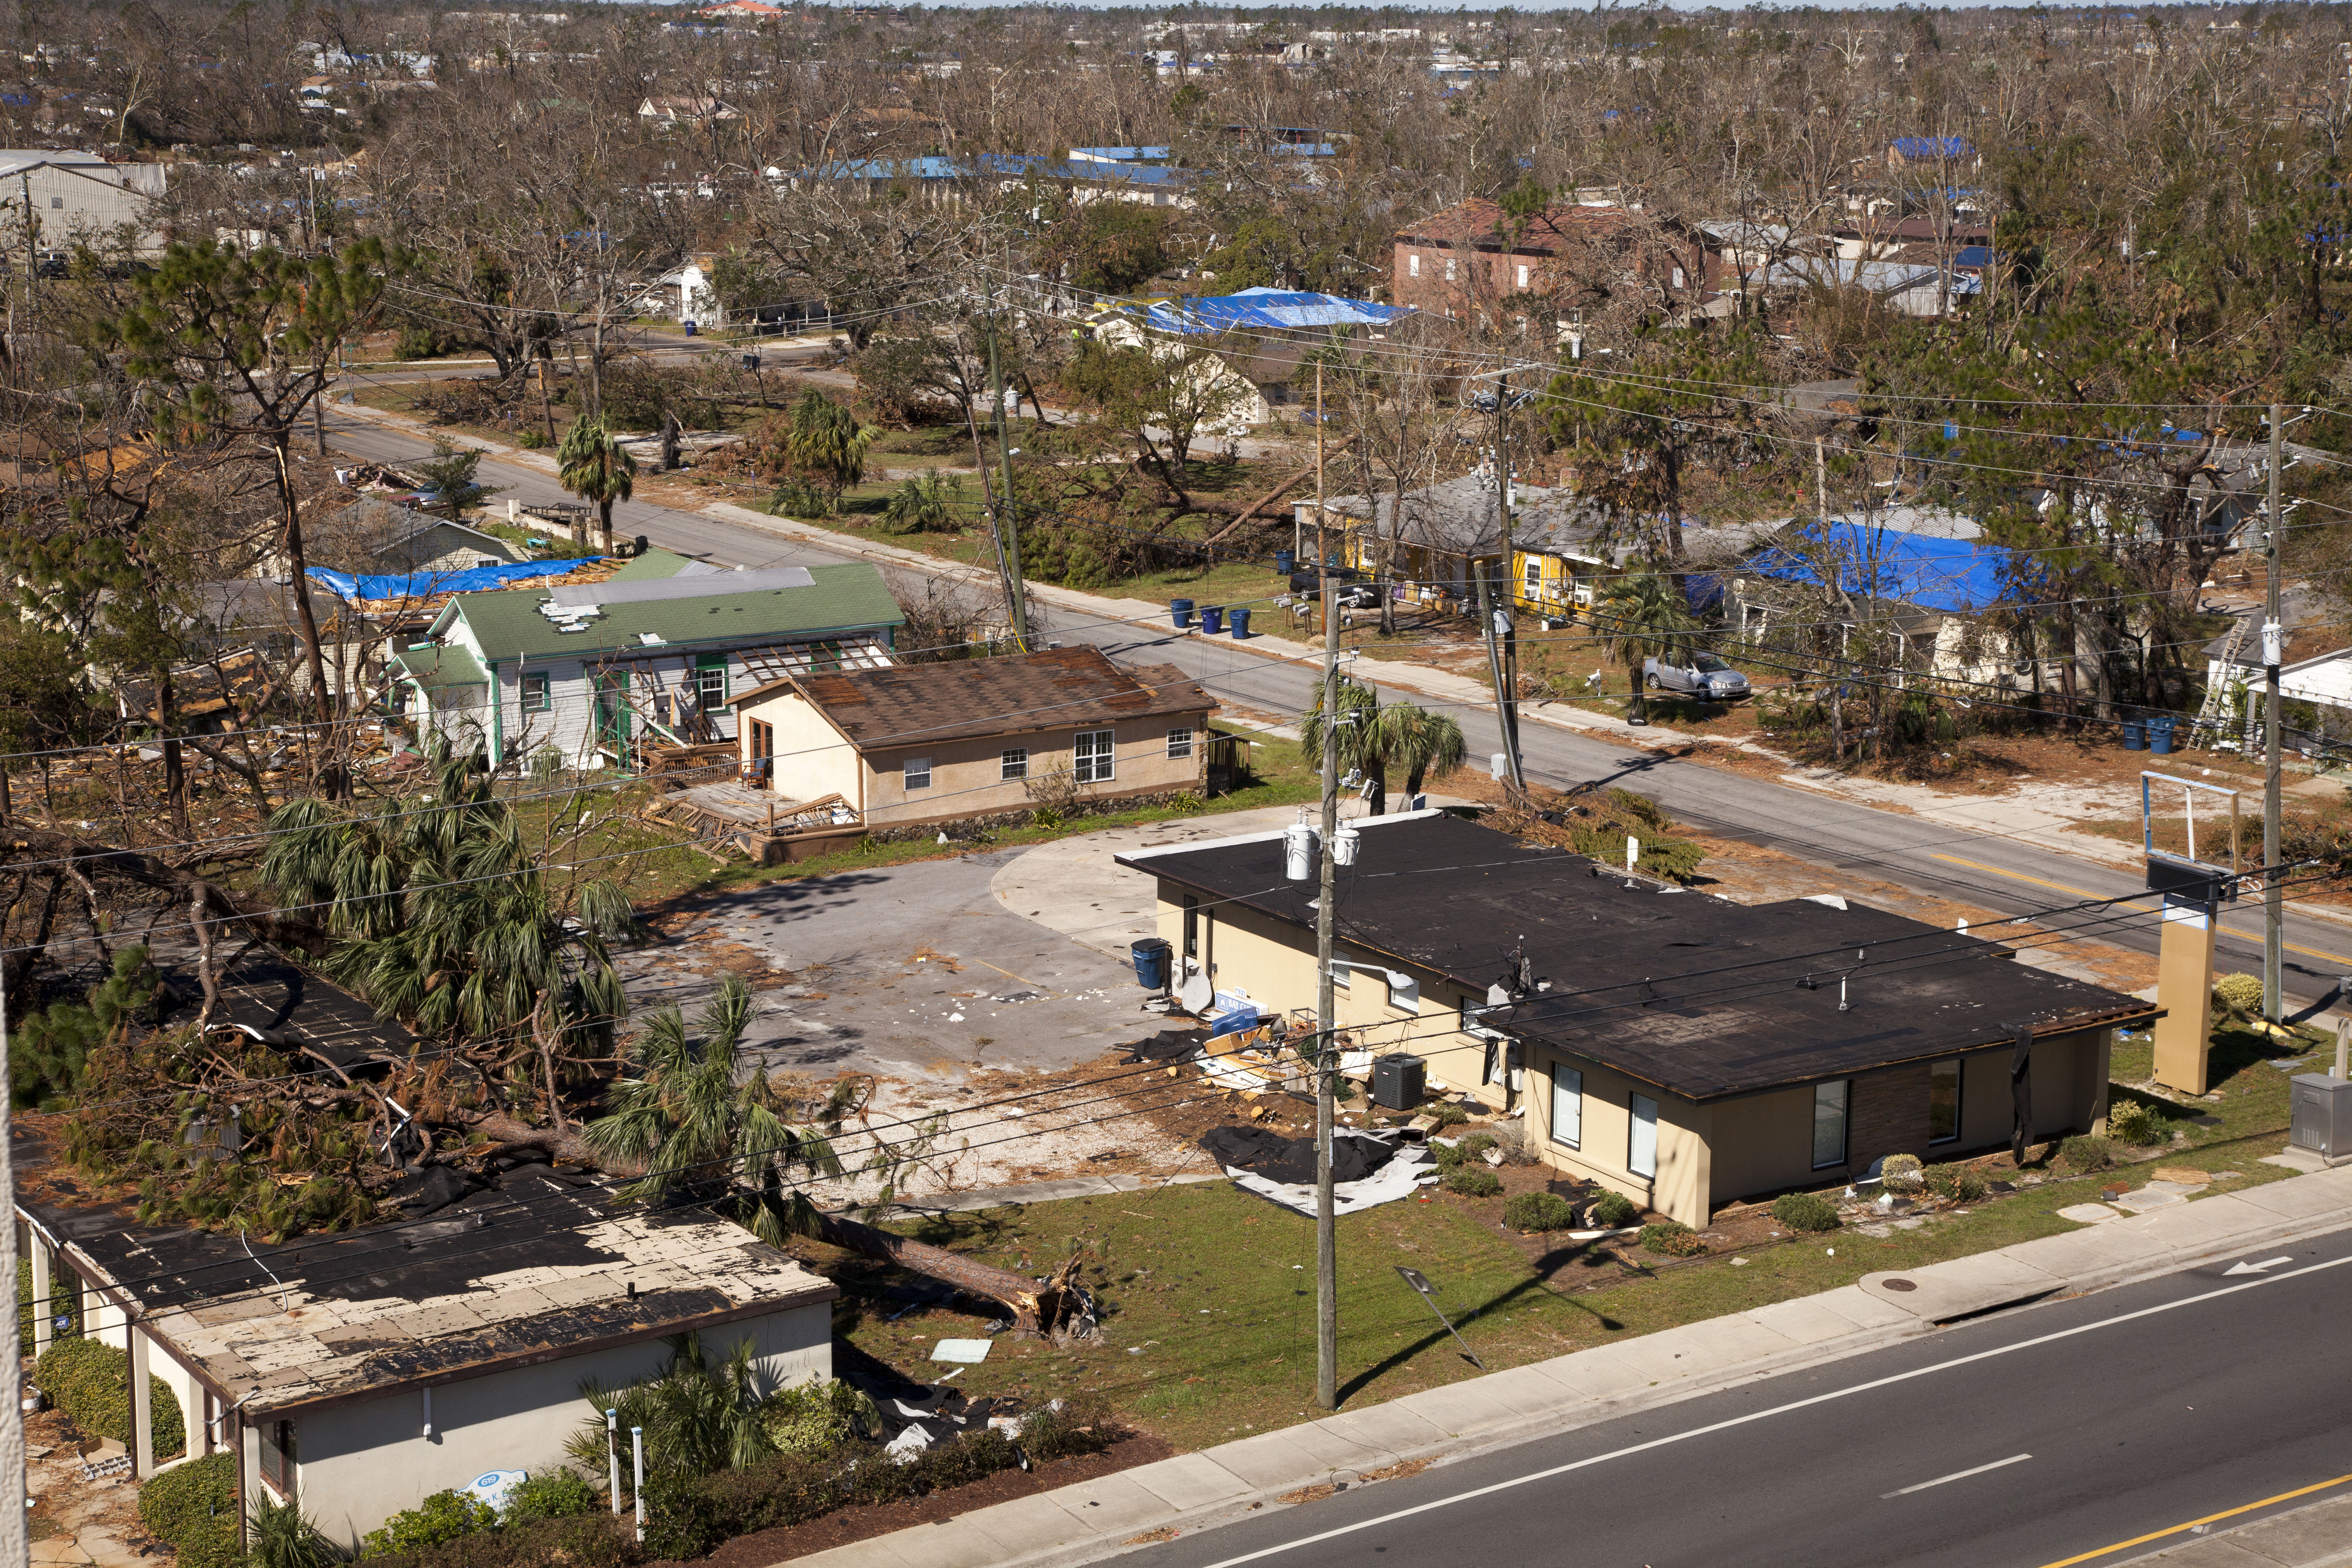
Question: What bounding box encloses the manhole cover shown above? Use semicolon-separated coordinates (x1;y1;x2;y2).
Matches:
1882;1278;1918;1292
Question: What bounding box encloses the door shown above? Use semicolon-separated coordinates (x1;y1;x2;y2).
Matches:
1628;1093;1658;1179
594;669;632;759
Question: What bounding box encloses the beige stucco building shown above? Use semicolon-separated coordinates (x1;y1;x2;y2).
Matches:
733;645;1217;827
1119;812;2156;1228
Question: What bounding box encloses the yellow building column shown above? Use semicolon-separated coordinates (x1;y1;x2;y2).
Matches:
2153;902;2219;1094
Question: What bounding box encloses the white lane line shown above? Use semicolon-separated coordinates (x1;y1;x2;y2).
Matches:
1882;1453;2033;1499
1191;1251;2352;1568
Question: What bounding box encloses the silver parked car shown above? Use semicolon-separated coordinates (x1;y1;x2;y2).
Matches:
1643;652;1752;700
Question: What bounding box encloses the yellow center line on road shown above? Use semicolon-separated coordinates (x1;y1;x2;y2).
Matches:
2035;1470;2352;1568
1928;853;2352;969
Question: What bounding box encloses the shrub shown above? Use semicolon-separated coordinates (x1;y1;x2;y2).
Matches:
18;1257;80;1356
250;1493;335;1568
1589;1190;1640;1228
1771;1191;1841;1232
639;1472;726;1562
140;1451;237;1547
516;428;549;450
361;1491;499;1558
503;1469;599;1524
2059;1134;2115;1173
1502;1191;1576;1232
2107;1100;2173;1148
1428;1103;1470;1127
1879;1153;1924;1189
360;1514;638;1568
1457;1133;1497;1163
1444;1166;1503;1197
34;1338;184;1457
758;1380;864;1460
1639;1222;1708;1257
1923;1163;1988;1202
2213;972;2264;1018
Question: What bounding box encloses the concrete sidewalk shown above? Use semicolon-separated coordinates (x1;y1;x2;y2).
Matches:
2115;1488;2352;1568
785;1162;2352;1568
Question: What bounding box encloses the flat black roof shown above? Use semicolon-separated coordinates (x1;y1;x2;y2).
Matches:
1120;812;2158;1102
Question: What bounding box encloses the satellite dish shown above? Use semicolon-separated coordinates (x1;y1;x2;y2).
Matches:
1178;971;1215;1014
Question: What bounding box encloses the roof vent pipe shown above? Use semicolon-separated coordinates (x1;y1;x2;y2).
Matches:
1839;977;1850;1012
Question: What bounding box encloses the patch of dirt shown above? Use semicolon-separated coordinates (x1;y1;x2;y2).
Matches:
660;1432;1178;1568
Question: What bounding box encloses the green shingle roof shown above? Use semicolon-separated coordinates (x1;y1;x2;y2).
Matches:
603;547;701;582
439;562;905;662
392;644;490;689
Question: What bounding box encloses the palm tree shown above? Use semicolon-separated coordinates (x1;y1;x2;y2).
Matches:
570;1331;778;1479
557;414;637;550
879;470;963;534
1390;706;1467;800
785;390;877;509
584;973;1100;1341
1599;572;1697;725
260;740;635;1093
1299;684;1460;815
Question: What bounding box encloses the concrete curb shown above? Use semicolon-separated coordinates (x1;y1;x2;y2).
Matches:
780;1166;2352;1568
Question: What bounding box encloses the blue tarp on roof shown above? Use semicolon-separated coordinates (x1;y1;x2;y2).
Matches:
1741;521;2017;614
1127;288;1412;336
1891;136;1974;161
309;559;594;602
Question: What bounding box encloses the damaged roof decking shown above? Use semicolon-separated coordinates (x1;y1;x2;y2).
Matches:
21;1173;836;1419
1120;813;2159;1102
18;948;835;1419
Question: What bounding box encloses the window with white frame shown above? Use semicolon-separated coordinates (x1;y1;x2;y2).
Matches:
904;756;932;791
1516;262;1530;289
1001;747;1027;781
1408;253;1421;278
1166;727;1193;759
1551;1064;1583;1148
1444;256;1456;281
1812;1079;1850;1168
1073;728;1116;784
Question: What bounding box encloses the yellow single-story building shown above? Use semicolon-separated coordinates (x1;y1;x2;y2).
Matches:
1118;812;2157;1227
732;645;1217;827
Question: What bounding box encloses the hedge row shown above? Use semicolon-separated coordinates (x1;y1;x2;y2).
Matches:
139;1452;240;1568
34;1337;185;1458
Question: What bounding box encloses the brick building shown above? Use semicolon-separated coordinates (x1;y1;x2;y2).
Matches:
1389;196;1726;326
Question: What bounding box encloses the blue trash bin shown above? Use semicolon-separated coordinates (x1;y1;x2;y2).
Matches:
2150;714;2178;756
2122;719;2146;751
1275;549;1296;576
1131;937;1173;992
682;320;698;337
1230;606;1252;639
1171;598;1194;629
1200;605;1225;635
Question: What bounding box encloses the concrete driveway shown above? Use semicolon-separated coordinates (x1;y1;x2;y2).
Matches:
620;847;1153;1085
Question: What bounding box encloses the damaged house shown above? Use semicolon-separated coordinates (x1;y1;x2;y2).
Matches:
1120;812;2155;1228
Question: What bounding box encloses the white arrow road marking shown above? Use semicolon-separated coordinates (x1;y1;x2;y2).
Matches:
1883;1453;2034;1499
2223;1257;2296;1277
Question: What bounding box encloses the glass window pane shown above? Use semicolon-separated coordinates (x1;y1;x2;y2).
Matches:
1551;1065;1582;1148
1929;1059;1961;1144
905;757;931;790
1628;1093;1658;1178
1812;1080;1849;1168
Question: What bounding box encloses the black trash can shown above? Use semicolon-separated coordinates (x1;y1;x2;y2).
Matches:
1372;1053;1426;1111
1131;937;1173;991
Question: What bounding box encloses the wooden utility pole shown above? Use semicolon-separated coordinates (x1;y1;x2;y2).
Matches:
1486;375;1525;793
0;988;25;1568
1816;436;1844;762
986;277;1030;652
1314;362;1327;635
2264;402;2284;1022
1315;541;1340;1411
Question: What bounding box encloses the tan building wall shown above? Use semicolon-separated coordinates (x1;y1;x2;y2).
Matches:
278;1304;830;1552
863;714;1208;825
739;688;863;807
1525;1047;1713;1228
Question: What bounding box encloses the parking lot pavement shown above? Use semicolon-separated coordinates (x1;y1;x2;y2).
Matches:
619;847;1157;1084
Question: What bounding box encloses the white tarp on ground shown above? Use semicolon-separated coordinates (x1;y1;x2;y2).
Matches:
1222;1134;1439;1217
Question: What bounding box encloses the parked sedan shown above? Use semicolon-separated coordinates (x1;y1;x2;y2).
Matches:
1643;652;1752;701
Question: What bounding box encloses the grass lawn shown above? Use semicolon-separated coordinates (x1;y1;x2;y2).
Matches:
834;1012;2313;1454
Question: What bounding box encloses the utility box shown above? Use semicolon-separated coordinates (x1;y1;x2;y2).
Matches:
2289;1074;2352;1158
1372;1053;1426;1112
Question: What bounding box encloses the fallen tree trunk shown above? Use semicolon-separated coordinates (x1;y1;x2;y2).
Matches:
3;828;326;954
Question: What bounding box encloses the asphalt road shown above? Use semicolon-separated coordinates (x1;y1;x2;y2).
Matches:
1118;1234;2352;1568
320;408;2352;1011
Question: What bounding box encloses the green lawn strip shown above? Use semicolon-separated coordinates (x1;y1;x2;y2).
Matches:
842;1184;1597;1455
836;1019;2318;1455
